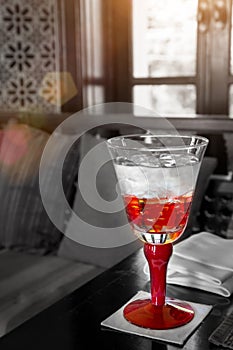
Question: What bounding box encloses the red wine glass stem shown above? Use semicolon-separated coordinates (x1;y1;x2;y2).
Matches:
144;243;173;306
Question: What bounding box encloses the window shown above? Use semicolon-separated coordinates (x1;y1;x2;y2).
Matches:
132;0;198;116
108;0;233;117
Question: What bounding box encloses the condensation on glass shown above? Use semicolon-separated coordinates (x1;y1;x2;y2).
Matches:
133;85;196;116
133;0;198;78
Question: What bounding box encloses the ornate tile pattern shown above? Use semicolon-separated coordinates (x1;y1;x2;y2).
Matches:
0;0;60;112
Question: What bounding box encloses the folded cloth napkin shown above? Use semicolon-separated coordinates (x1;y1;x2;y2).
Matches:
167;232;233;297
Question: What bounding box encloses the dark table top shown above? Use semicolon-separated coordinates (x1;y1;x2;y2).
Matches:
0;248;232;350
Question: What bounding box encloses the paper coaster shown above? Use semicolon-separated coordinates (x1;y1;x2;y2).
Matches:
101;291;213;345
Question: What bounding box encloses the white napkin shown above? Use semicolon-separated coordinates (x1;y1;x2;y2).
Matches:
167;232;233;297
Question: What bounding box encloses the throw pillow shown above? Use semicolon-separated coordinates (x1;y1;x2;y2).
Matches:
0;122;80;254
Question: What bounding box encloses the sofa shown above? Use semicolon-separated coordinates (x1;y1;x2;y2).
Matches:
0;118;218;337
0;119;142;337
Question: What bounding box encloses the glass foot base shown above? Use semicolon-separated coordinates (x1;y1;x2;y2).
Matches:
123;298;195;329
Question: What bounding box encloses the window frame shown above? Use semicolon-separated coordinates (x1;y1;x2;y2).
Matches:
105;0;233;117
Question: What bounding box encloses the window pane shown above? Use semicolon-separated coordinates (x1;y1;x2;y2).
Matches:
133;85;196;116
85;0;103;79
133;0;198;78
231;4;233;75
86;85;105;107
229;85;233;117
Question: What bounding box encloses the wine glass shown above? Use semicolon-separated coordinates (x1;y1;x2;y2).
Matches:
107;134;208;329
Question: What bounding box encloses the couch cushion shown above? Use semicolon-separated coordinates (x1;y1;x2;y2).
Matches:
184;156;218;237
57;132;142;268
0;249;103;337
0;122;79;254
58;236;142;269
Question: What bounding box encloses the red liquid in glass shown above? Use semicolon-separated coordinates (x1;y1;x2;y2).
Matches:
124;193;193;244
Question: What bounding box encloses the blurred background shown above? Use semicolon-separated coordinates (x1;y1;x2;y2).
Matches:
1;0;233;236
0;0;233;116
1;2;233;229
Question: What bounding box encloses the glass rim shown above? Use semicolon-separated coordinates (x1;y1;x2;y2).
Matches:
107;134;209;152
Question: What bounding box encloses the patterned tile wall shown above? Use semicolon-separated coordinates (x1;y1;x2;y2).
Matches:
0;0;60;113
